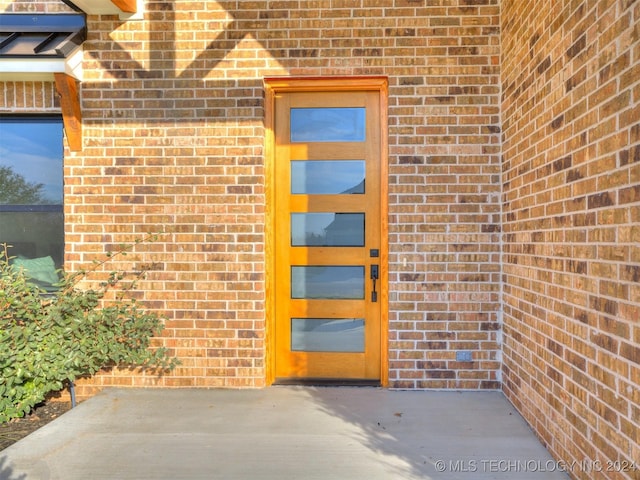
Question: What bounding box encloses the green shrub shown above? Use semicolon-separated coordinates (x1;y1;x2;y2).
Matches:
0;239;178;422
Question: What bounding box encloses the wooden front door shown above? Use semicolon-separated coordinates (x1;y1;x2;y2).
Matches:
266;78;388;384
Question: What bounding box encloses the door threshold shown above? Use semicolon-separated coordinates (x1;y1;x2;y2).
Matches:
273;378;381;387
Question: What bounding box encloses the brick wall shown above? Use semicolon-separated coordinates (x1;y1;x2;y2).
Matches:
1;0;502;391
0;81;58;111
1;0;68;11
501;0;640;478
384;2;502;389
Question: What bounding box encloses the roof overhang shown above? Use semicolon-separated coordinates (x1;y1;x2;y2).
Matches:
61;0;143;20
0;48;83;81
0;15;87;151
0;14;86;81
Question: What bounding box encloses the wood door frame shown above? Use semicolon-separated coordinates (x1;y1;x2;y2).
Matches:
263;76;389;387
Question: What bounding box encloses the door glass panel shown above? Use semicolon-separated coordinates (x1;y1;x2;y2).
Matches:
290;108;365;142
291;266;364;299
291;160;365;194
291;213;364;246
291;318;365;352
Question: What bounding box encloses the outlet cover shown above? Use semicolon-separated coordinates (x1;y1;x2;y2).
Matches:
456;351;473;362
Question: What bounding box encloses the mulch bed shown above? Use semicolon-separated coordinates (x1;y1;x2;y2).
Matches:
0;401;72;451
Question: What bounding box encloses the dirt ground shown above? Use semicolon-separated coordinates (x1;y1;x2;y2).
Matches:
0;401;72;451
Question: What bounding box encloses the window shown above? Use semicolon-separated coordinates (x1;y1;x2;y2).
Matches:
0;116;64;289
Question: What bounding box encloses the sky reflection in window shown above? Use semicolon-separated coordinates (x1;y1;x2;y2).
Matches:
0;117;63;205
291;160;365;194
290;108;365;143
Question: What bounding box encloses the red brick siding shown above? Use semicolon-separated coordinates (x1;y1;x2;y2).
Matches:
77;0;500;391
501;0;640;478
2;0;502;391
0;81;58;111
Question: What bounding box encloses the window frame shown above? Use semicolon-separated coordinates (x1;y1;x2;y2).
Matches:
0;114;65;275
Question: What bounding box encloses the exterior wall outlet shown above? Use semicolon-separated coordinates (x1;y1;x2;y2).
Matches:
456;351;473;362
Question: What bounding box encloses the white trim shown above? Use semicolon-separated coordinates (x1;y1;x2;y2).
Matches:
64;48;84;80
0;48;83;81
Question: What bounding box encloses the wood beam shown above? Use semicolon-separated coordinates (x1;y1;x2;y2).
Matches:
111;0;137;13
54;73;83;152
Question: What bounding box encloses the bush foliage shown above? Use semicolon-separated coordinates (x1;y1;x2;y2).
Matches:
0;241;177;422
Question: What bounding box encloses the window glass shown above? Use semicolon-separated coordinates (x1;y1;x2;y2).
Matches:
0;117;63;205
291;318;365;352
291;266;364;299
291;160;365;194
290;107;365;142
0;116;64;287
291;213;365;246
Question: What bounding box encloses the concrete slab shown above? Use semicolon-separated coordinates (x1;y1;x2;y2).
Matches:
0;387;570;480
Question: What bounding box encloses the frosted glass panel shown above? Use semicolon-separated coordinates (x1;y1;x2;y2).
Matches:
291;213;364;246
290;108;365;142
291;266;364;299
291;160;365;194
291;318;365;352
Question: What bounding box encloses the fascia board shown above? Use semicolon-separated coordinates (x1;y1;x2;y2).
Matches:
0;47;83;81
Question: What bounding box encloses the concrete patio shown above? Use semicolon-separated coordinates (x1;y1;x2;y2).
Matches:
0;387;571;480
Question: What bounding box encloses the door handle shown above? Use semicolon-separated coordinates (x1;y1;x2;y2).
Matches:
370;264;379;302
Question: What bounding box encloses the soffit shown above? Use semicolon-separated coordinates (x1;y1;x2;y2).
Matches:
61;0;140;18
0;14;86;81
